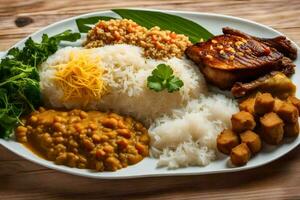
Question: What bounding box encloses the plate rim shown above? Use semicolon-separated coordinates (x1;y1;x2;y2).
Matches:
1;8;299;179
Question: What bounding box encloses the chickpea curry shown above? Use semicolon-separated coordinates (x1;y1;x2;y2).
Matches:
15;108;150;171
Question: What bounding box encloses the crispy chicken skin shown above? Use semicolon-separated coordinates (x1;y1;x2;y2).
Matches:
223;27;298;60
185;27;297;90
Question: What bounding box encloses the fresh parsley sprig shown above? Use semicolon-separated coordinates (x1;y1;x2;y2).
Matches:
147;64;184;93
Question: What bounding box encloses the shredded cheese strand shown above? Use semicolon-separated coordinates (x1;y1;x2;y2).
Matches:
53;50;107;106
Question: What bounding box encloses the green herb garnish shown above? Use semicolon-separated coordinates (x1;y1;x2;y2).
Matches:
0;30;81;138
147;64;184;93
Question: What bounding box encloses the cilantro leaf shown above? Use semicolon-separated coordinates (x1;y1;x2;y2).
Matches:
147;64;184;93
147;75;164;92
167;76;184;92
152;64;173;81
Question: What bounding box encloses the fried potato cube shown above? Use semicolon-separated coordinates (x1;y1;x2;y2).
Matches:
260;112;284;145
231;111;256;133
239;97;255;115
240;130;262;154
254;93;274;116
277;102;299;123
287;96;300;113
273;98;284;113
284;120;299;137
217;129;240;155
230;143;251;166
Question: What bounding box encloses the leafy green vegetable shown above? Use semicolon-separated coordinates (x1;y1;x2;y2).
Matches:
76;16;116;33
112;9;213;43
147;64;184;93
0;30;80;138
7;30;81;67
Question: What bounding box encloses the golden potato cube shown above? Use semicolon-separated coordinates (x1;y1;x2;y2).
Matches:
284;120;299;137
288;96;300;113
277;102;299;123
217;129;240;155
239;97;255;115
231;111;256;133
254;93;274;116
240;130;262;154
260;112;284;145
273;98;284;113
230;143;251;166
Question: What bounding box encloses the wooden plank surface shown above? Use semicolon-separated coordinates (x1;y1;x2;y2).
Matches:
0;0;300;199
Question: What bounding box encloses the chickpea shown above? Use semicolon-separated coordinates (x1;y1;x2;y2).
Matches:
78;163;86;169
30;116;38;123
89;123;98;130
102;118;118;129
103;145;114;153
69;139;78;148
79;111;88;119
139;134;150;144
54;116;63;123
55;136;65;144
16;126;27;133
95;161;104;171
135;143;149;156
55;153;67;165
79;155;87;164
83;138;95;151
54;144;66;153
135;122;144;130
117;139;128;149
53;122;64;132
117;129;131;138
100;135;109;142
105;156;122;171
118;120;127;129
127;154;143;164
92;134;101;143
18;136;27;143
69;116;80;123
73;123;83;132
95;149;106;159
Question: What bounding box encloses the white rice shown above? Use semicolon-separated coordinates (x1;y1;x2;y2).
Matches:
40;44;238;169
149;94;238;169
40;44;206;124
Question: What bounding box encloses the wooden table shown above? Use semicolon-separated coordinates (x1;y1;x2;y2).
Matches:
1;0;300;199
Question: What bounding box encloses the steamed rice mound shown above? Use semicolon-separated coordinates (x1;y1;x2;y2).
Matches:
149;94;238;169
40;44;206;124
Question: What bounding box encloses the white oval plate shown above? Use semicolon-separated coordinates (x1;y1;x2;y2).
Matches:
1;8;299;179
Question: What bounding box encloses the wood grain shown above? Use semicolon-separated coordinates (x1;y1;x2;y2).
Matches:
0;0;300;199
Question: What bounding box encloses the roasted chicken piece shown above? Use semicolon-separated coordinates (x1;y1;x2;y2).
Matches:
231;71;296;98
185;27;297;90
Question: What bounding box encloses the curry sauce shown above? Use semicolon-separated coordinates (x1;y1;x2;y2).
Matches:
15;107;150;171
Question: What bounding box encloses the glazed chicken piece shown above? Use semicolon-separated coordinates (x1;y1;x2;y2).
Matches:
231;71;296;98
185;27;297;90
